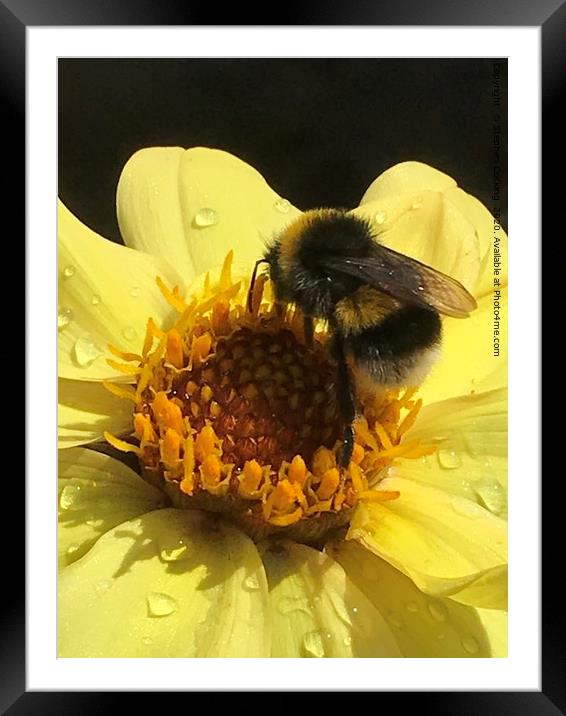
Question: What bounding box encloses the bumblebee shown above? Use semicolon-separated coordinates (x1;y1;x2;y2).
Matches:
249;208;477;468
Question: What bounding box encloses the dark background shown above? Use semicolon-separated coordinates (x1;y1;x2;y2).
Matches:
58;58;507;242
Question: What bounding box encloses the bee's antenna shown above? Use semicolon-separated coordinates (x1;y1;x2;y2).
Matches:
247;259;270;313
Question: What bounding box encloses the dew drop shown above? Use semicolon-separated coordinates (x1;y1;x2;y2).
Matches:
129;286;141;298
141;636;153;646
94;579;113;596
411;199;423;210
58;306;73;330
437;449;462;469
274;198;291;214
159;543;190;562
405;601;419;613
387;611;405;629
474;478;507;515
91;294;101;306
461;635;480;654
374;210;387;225
193;208;218;227
302;630;325;658
59;485;80;510
67;542;80;555
427;600;448;623
146;592;178;617
277;596;310;615
243;574;261;591
63;265;76;278
72;336;102;367
86;518;104;528
451;496;484;519
122;326;137;342
343;635;353;647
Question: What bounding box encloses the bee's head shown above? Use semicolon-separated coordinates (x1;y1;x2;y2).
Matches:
264;209;374;318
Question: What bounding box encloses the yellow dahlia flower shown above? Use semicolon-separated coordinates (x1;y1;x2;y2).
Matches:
58;147;508;658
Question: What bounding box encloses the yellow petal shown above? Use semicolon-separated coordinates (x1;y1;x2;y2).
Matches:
348;477;507;609
417;289;507;405
329;540;507;657
58;448;166;567
401;388;507;517
177;147;302;275
260;540;400;657
118;147;302;283
444;187;508;298
359;161;457;202
116;147;197;283
58;200;183;381
352;192;480;293
58;377;133;448
58;509;270;657
354;161;506;299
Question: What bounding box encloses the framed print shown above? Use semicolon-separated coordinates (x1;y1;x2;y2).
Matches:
11;0;554;709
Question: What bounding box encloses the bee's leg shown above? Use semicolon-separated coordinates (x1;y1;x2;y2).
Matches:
303;315;314;348
333;336;356;469
247;259;270;313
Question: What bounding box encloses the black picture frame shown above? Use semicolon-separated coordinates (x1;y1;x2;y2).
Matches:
12;0;554;710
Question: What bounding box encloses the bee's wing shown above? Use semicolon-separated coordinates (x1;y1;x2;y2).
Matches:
321;245;477;318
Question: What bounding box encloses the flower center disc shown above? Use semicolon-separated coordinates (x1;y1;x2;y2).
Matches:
174;326;341;470
105;253;431;545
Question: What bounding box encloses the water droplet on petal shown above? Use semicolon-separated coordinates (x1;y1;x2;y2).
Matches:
451;497;484;519
343;634;352;647
129;286;141;298
427;600;448;623
94;579;113;596
274;198;291;214
73;337;102;367
411;199;423;210
302;630;325;658
67;542;80;555
194;208;218;227
59;485;81;510
387;611;404;629
86;518;104;528
160;544;189;562
63;265;76;278
58;306;73;330
146;592;178;617
405;601;419;613
461;635;480;654
122;326;137;342
243;574;261;591
437;449;462;469
141;636;153;646
474;478;507;515
374;210;387;225
91;294;101;306
277;596;311;615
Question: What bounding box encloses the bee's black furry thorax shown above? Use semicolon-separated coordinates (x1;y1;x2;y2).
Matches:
265;211;376;319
